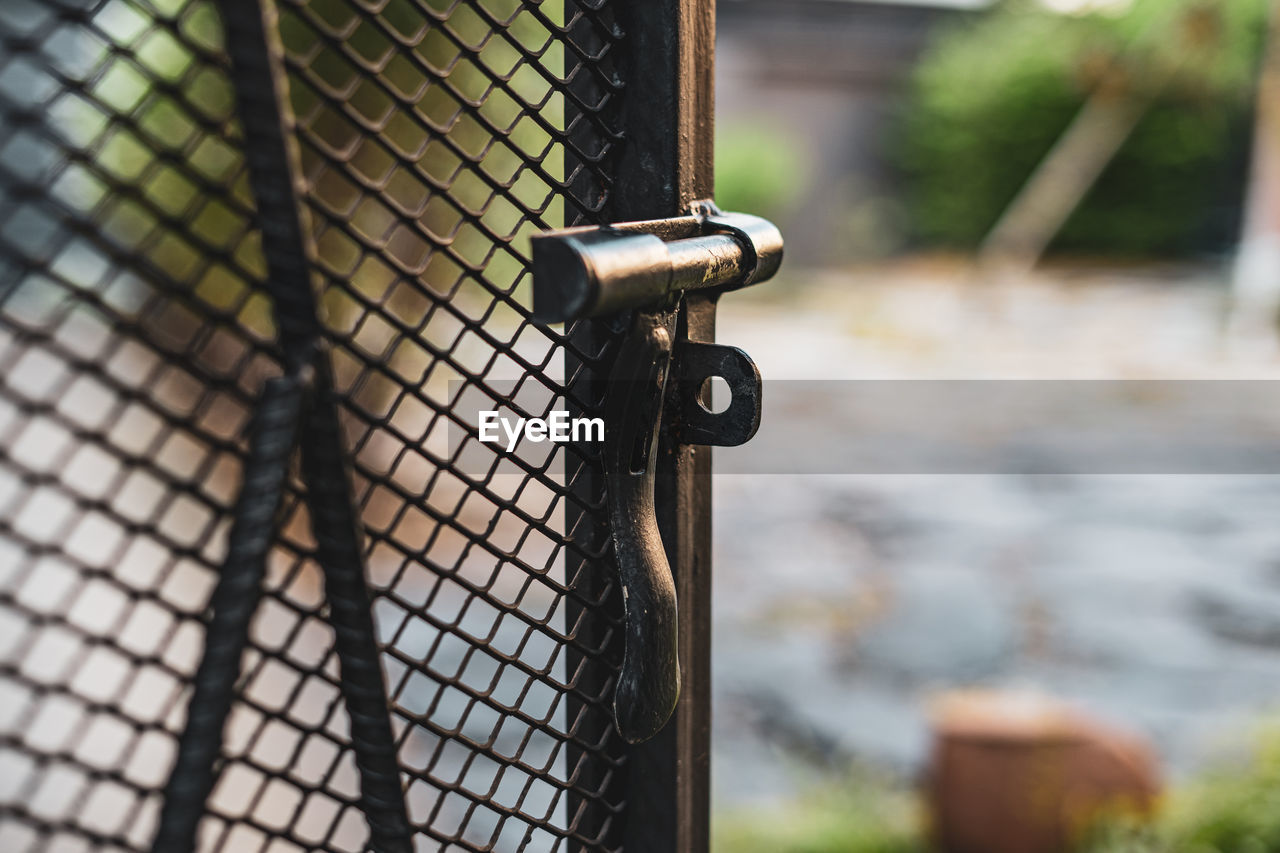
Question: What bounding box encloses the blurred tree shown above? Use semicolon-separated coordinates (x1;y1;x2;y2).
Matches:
1225;2;1280;356
898;0;1267;260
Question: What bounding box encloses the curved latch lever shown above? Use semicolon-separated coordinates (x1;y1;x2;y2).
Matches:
604;309;679;743
604;311;764;743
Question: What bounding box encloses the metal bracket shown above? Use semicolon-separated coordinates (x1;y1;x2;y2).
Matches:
533;201;780;744
670;340;762;448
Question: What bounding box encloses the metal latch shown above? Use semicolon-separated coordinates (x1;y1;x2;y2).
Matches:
531;201;782;743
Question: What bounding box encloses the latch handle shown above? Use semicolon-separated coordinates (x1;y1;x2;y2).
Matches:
605;310;680;743
603;314;764;744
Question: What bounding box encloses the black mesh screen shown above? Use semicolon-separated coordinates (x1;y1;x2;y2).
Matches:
0;0;627;849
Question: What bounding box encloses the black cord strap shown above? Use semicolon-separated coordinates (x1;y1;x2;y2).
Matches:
217;0;322;372
299;359;415;853
153;375;305;853
152;0;414;849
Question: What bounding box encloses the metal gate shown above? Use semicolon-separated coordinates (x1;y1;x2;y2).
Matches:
0;0;727;850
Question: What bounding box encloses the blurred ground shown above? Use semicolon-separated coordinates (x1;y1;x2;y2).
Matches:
711;257;1280;807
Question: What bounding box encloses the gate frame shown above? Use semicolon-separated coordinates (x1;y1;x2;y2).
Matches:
611;3;716;851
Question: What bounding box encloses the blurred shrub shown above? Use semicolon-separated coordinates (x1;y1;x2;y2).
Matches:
713;775;924;853
715;720;1280;853
715;124;804;220
1083;720;1280;853
897;0;1267;255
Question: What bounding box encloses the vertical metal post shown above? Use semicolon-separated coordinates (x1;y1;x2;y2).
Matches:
611;2;716;850
563;1;715;847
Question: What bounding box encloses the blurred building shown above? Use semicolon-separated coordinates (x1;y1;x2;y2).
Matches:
716;0;986;268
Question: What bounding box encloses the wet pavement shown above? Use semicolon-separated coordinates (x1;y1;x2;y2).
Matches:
711;260;1280;806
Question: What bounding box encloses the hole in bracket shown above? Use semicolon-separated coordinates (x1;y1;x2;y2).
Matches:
698;376;731;415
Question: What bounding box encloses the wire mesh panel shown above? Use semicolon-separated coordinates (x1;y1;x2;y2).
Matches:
0;0;629;849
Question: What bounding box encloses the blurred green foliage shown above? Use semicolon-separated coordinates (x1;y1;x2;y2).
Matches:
897;0;1268;255
88;0;568;403
713;775;924;853
715;124;804;221
715;721;1280;853
1083;720;1280;853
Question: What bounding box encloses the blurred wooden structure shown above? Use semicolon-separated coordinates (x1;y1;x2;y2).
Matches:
928;691;1161;853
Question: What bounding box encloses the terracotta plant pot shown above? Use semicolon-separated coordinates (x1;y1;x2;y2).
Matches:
928;691;1161;853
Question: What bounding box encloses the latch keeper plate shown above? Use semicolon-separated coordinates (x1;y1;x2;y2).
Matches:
670;340;762;448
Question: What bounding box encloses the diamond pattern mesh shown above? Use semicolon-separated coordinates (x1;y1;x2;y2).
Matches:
0;0;627;850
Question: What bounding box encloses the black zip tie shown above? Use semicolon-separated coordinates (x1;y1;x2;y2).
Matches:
151;0;414;850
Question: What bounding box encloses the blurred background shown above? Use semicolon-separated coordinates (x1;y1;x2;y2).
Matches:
709;0;1280;850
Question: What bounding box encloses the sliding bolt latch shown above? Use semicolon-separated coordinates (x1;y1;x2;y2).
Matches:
531;201;783;323
531;201;782;744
